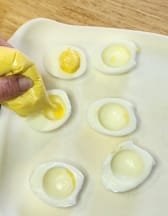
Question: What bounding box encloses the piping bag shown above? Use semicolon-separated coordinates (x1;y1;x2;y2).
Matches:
0;46;52;116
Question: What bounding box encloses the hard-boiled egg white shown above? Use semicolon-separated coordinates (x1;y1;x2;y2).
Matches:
26;89;71;132
93;40;138;74
30;161;85;208
43;45;87;79
88;98;137;136
102;141;155;192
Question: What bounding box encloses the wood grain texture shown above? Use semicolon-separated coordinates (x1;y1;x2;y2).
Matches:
0;0;168;40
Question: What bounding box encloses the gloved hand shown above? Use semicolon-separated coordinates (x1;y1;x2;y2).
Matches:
0;38;33;103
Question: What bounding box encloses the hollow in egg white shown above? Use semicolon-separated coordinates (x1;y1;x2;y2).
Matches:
88;98;137;136
102;141;155;192
93;40;138;74
43;45;87;79
30;161;85;208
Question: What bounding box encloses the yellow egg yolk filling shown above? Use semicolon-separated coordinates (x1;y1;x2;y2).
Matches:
102;44;131;67
42;94;65;120
43;167;76;198
59;48;80;73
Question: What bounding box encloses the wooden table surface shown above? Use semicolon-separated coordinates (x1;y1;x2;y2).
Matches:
0;0;168;40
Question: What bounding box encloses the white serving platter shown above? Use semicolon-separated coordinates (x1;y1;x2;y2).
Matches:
0;18;168;216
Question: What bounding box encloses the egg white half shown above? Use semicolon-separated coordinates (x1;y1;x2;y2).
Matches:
102;141;155;192
88;98;137;136
43;45;87;79
93;40;138;74
26;89;71;132
30;161;85;208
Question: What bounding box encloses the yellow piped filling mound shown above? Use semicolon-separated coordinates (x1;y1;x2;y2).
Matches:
59;48;80;73
42;94;65;120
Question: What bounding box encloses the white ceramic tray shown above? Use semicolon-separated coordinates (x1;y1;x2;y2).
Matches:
0;18;168;216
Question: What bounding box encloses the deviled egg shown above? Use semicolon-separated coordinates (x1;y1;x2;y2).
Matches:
88;98;137;136
102;141;155;192
44;45;87;79
26;89;71;132
93;40;138;74
30;161;85;207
